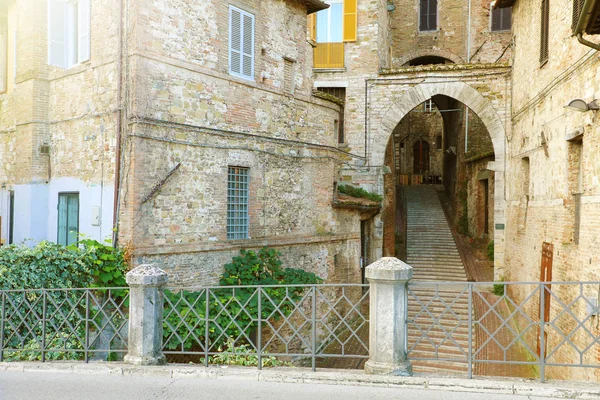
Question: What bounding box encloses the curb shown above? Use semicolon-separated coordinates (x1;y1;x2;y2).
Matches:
1;362;600;398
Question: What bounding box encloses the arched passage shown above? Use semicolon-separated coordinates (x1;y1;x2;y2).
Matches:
371;81;506;277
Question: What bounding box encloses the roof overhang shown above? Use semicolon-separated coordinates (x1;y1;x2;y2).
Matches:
304;0;329;14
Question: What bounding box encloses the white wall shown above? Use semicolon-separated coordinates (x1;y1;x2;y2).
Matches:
0;178;114;246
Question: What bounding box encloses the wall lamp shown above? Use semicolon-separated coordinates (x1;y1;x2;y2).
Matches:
564;99;600;112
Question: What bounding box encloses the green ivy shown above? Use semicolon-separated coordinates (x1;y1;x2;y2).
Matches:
163;247;322;353
0;239;127;290
487;240;494;261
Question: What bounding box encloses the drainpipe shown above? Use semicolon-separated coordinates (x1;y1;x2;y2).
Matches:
575;0;600;50
467;0;472;62
112;0;124;246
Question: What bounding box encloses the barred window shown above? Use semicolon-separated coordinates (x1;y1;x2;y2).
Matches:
227;167;249;240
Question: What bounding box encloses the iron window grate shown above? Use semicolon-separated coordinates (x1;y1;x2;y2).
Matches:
227;167;249;240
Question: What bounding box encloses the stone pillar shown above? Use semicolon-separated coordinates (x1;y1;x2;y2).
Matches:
364;257;413;376
124;264;168;365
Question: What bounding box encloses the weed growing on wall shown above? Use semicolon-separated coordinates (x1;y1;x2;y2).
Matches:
337;184;383;202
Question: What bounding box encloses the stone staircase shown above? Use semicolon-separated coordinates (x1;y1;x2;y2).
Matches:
403;185;471;375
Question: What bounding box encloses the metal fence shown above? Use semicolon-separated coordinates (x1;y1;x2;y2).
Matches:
162;284;370;370
407;281;600;382
0;288;129;362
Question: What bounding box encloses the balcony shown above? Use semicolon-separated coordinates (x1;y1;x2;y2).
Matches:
313;42;344;69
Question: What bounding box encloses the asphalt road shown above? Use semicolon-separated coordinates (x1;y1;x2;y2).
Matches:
0;371;556;400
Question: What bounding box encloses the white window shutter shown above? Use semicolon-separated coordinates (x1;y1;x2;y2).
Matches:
229;7;242;75
48;0;66;68
241;13;254;79
0;32;6;92
78;0;90;63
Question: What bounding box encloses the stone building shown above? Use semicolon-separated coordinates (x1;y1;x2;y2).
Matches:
310;0;512;274
494;0;600;382
0;0;370;286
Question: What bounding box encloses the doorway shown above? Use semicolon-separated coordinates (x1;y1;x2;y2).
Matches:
412;140;430;174
537;242;553;356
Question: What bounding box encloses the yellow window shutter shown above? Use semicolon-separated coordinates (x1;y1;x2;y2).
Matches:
308;14;316;41
343;0;357;42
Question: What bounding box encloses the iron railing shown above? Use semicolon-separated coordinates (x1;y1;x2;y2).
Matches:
407;281;600;382
162;284;369;371
0;288;129;362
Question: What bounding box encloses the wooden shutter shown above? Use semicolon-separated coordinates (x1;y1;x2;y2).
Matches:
229;6;253;80
229;7;242;75
343;0;357;42
540;0;549;64
241;13;254;78
308;14;316;41
0;31;6;92
78;0;90;63
572;0;584;31
48;0;67;68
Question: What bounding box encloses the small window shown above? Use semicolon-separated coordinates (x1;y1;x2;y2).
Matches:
491;4;512;31
48;0;90;69
229;5;255;80
227;167;249;240
57;193;79;246
540;0;549;65
423;99;434;112
283;59;294;93
436;135;442;150
419;0;438;31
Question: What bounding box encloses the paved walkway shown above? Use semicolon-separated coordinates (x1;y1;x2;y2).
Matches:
2;363;599;399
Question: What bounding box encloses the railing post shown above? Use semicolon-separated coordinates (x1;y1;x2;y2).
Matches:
0;292;5;362
540;283;546;383
364;257;413;376
124;264;168;365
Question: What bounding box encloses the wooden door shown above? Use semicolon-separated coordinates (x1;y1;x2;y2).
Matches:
412;140;430;175
537;242;553;356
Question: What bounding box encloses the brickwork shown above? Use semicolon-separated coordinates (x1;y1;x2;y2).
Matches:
504;0;600;382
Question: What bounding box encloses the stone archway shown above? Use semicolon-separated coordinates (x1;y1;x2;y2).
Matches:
371;81;506;278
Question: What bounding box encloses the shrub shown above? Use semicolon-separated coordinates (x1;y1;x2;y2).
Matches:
0;239;128;361
487;240;494;261
493;278;505;296
337;184;383;202
163;247;322;353
0;239;127;289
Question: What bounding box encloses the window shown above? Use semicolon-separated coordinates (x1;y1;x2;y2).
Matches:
317;0;343;42
283;58;295;93
48;0;90;69
423;99;434;112
227;167;249;240
57;193;79;246
436;135;442;150
491;4;512;31
419;0;438;31
540;0;549;65
229;5;254;81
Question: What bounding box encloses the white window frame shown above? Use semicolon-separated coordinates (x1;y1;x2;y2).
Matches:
48;0;90;69
228;5;255;81
316;0;343;43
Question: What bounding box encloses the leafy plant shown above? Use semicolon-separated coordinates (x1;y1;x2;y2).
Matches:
207;338;290;367
493;278;505;296
487;240;494;261
337;184;383;202
163;247;322;353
